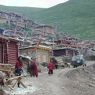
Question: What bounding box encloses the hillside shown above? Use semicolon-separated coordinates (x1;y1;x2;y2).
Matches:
31;0;95;40
0;0;95;40
0;5;45;33
0;5;44;19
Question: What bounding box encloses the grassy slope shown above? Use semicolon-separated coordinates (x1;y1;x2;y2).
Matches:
0;5;44;19
31;0;95;40
0;0;95;40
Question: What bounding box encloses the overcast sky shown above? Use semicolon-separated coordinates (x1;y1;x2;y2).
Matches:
0;0;69;8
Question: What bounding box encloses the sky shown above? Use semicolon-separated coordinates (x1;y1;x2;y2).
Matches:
0;0;69;8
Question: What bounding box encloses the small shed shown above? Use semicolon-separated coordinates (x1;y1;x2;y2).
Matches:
53;47;79;57
0;35;18;64
19;45;51;63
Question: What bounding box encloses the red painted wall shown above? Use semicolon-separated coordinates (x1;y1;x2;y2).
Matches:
0;37;18;64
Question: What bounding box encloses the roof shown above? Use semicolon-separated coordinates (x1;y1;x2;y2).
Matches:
0;35;20;42
53;47;79;51
39;45;51;49
19;45;51;50
20;55;31;60
34;25;54;29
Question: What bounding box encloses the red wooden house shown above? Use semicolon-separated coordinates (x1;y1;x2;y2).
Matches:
0;35;18;64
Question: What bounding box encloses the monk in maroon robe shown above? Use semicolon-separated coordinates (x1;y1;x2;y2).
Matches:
15;57;23;76
48;59;54;75
30;58;38;77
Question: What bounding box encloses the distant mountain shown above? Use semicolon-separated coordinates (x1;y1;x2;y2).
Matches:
0;0;95;40
0;5;44;19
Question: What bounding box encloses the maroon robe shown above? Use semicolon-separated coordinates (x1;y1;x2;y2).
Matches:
31;61;38;77
48;62;54;74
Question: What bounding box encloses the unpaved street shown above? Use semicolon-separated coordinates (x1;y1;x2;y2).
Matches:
25;61;95;95
24;68;70;95
4;61;95;95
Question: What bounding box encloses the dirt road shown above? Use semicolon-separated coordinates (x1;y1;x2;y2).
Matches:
26;61;95;95
4;61;95;95
24;68;70;95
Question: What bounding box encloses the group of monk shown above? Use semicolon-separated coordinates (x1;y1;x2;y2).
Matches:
15;56;58;77
15;57;38;77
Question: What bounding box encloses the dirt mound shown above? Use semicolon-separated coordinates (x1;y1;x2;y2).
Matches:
65;64;95;81
60;64;95;95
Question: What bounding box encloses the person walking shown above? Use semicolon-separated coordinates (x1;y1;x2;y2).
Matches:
30;58;38;77
15;57;23;76
47;59;54;75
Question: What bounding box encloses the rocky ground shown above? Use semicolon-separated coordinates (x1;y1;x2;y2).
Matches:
2;61;95;95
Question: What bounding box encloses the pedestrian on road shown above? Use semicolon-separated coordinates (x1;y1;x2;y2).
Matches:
30;58;38;77
47;59;54;75
15;57;23;76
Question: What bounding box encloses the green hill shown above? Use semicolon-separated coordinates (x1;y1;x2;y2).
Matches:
0;0;95;40
0;5;44;19
30;0;95;40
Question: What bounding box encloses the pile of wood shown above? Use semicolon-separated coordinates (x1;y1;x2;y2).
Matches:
0;63;26;91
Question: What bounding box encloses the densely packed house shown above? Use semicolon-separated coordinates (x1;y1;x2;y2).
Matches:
0;11;39;30
31;25;55;42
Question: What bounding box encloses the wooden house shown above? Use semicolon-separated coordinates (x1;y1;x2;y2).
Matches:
19;45;51;63
53;35;80;56
0;35;18;64
53;47;79;57
0;12;8;24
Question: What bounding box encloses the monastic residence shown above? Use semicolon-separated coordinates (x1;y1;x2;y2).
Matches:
52;36;81;63
0;11;9;24
53;47;78;57
52;34;95;63
8;12;26;29
0;35;19;64
0;28;31;54
53;36;80;56
3;29;24;38
19;45;51;63
24;19;38;28
32;25;55;42
0;11;39;30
